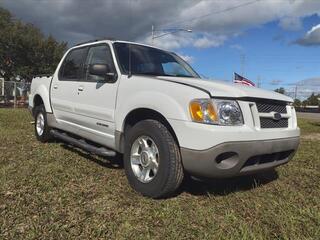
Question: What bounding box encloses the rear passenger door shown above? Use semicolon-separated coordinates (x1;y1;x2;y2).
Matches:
73;43;120;148
50;46;88;131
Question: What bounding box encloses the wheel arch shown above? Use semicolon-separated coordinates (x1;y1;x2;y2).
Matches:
32;94;44;116
116;108;180;153
31;81;52;114
33;94;44;106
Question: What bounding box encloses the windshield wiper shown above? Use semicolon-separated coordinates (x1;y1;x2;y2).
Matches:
170;74;194;78
134;72;172;77
130;72;194;78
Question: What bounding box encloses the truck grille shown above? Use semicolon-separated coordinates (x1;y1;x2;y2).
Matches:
253;100;289;129
256;102;287;113
260;117;288;128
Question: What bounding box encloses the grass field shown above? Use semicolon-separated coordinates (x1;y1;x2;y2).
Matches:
0;109;319;239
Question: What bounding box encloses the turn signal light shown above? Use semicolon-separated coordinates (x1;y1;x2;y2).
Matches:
189;100;218;123
189;101;203;121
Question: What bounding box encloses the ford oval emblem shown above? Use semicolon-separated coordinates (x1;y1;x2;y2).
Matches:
273;112;282;121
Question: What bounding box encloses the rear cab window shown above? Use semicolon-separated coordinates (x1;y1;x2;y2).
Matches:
59;47;88;81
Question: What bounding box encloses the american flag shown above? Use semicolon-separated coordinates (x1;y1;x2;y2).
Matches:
234;72;255;87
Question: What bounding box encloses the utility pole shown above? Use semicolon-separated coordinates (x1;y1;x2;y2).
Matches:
257;75;261;88
151;25;154;44
294;85;298;100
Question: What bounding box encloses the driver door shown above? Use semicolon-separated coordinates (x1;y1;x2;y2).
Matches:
72;43;120;148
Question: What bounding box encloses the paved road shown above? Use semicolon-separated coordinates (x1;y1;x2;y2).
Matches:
297;112;320;121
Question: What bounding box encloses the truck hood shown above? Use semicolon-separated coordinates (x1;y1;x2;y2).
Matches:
156;76;293;102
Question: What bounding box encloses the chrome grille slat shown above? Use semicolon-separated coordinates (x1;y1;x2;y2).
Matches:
256;102;287;113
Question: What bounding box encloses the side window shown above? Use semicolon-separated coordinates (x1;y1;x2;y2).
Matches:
84;45;116;82
59;47;87;81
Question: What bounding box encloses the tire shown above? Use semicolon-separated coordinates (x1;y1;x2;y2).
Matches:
34;105;52;142
124;119;184;198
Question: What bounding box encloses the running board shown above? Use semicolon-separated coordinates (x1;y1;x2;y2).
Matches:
50;130;116;157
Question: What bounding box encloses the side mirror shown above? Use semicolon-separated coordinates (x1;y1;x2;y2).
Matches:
89;64;117;82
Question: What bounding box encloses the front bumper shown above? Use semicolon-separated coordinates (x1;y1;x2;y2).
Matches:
181;137;300;178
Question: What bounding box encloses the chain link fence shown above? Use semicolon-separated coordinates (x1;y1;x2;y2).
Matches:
0;78;31;108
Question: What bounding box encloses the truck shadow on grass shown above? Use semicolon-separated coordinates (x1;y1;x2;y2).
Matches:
60;143;279;197
311;122;320;127
179;170;278;196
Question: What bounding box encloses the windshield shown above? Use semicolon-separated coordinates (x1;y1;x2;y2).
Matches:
113;42;200;78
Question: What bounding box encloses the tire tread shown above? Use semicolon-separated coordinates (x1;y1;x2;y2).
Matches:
34;104;52;142
124;119;184;198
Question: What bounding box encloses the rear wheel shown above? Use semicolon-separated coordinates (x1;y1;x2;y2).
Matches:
124;119;184;198
34;105;52;142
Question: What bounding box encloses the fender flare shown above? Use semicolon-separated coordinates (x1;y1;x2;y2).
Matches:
115;91;189;132
33;84;52;113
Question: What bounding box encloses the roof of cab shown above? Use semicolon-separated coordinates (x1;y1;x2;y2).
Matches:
71;38;168;52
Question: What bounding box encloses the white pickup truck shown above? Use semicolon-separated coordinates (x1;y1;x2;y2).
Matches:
29;39;300;198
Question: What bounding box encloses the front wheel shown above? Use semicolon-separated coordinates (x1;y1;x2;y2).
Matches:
34;105;52;142
124;119;184;198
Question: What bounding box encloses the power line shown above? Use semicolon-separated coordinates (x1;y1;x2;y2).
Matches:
159;0;261;29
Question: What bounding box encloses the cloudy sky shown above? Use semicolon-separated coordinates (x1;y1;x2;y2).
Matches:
2;0;320;98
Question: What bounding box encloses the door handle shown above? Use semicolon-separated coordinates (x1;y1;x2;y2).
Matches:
78;86;84;91
53;85;58;89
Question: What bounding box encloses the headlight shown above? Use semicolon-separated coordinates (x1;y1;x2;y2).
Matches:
189;99;243;126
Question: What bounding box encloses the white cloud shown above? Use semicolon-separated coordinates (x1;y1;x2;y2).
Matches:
173;0;320;34
279;16;302;31
2;0;320;48
141;32;226;50
295;24;320;46
178;54;194;63
141;33;191;50
286;77;320;99
193;35;226;48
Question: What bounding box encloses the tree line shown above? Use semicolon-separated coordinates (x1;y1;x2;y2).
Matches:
294;93;320;108
274;88;319;107
0;7;67;82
